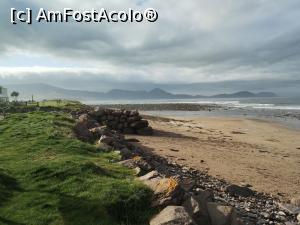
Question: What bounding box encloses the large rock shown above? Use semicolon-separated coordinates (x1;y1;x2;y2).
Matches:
297;213;300;223
89;126;112;139
183;193;212;225
207;202;233;225
78;114;99;129
142;176;185;207
139;170;160;181
118;157;152;172
91;107;105;117
225;185;254;197
119;147;132;160
98;135;115;146
73;122;93;142
150;206;196;225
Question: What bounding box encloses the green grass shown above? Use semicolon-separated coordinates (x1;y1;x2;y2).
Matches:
38;100;84;109
0;112;153;225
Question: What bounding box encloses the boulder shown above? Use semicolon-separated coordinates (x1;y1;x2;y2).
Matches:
142;176;185;207
119;147;132;160
78;114;99;129
91;107;105;117
297;213;300;223
150;206;196;225
118;157;152;172
89;126;112;139
183;194;212;225
207;202;233;225
98;135;115;146
139;170;160;181
73;122;93;142
130;110;139;116
96;142;112;152
225;185;254;197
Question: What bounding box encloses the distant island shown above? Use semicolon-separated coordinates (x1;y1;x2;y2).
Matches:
4;83;277;101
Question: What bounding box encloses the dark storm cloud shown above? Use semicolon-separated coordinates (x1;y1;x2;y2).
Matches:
0;0;300;83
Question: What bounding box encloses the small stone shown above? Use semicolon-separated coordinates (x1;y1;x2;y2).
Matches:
277;211;286;216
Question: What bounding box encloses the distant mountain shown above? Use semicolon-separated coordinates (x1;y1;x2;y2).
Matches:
4;83;277;101
212;91;276;98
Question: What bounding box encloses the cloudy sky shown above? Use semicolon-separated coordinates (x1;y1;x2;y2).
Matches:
0;0;300;87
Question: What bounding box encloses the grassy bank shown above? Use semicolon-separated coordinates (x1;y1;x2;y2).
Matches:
0;111;153;225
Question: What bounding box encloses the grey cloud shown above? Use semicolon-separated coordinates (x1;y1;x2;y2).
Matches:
0;0;300;83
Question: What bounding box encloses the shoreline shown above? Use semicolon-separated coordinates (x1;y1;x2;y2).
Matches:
125;113;300;201
94;103;300;130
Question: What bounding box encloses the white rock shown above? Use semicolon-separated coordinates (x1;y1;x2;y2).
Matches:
138;170;160;181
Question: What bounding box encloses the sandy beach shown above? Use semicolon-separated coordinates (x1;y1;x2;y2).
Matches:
127;115;300;201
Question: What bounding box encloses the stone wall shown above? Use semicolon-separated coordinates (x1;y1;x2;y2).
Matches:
89;107;153;135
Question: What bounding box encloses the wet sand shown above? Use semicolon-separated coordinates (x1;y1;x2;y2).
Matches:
127;115;300;200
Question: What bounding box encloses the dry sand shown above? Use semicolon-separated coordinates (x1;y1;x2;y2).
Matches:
127;115;300;200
